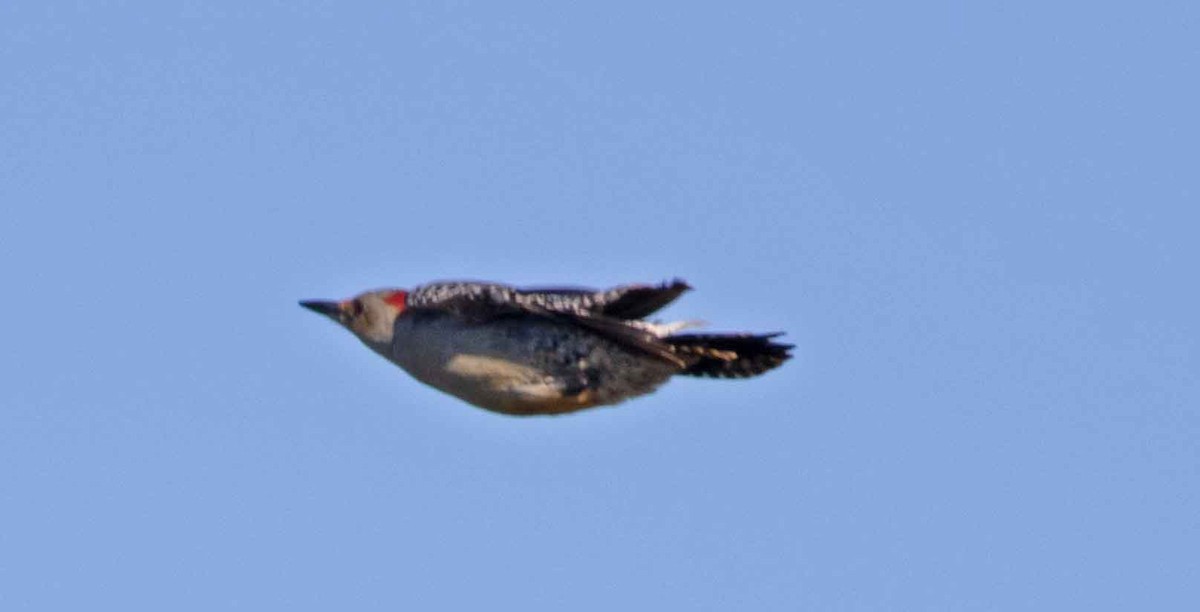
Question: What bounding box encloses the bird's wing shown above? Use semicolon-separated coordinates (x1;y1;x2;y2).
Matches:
405;282;528;321
514;278;691;319
406;281;687;367
538;309;686;367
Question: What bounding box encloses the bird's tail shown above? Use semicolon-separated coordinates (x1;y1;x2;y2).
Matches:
666;333;792;378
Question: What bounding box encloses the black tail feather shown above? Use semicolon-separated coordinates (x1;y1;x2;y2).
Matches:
667;333;793;378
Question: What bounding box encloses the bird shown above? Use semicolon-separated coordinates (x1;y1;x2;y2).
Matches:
300;279;791;416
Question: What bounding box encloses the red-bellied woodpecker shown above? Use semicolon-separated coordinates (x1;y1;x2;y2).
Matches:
300;279;791;416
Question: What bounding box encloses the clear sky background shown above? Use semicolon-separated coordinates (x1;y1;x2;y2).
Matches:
2;2;1197;610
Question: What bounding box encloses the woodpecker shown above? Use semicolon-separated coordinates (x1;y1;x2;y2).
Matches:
300;279;791;416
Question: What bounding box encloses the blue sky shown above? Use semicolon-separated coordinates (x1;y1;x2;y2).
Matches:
2;1;1197;609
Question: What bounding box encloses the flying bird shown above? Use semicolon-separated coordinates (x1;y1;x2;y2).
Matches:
300;279;790;416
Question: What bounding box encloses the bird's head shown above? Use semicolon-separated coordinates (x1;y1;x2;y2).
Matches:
300;289;408;348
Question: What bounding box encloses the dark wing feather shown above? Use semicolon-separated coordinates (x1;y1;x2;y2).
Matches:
515;278;691;319
591;279;691;319
535;308;686;367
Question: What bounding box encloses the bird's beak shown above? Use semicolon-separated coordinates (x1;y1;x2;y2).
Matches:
299;300;341;318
